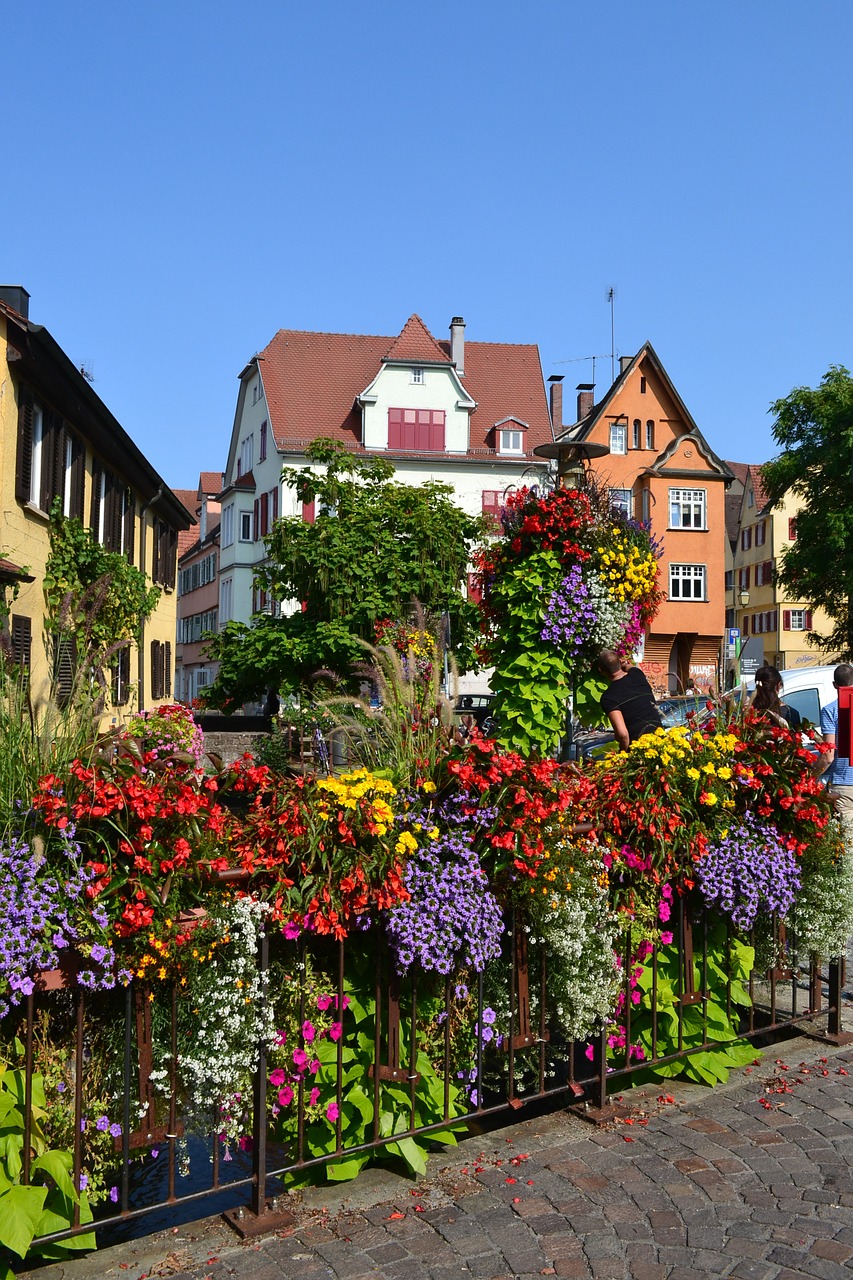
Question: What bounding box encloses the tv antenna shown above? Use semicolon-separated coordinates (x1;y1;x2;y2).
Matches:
607;287;616;383
554;353;609;389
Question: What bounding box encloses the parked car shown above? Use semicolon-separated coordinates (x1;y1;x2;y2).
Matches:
777;666;838;728
657;694;710;728
453;693;497;737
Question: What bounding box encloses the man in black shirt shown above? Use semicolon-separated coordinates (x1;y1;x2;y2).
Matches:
597;649;663;749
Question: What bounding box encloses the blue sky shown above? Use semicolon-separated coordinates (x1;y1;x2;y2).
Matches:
6;1;851;490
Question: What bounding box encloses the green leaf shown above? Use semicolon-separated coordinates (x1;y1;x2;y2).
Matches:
385;1136;427;1176
324;1154;369;1182
0;1184;48;1258
31;1150;75;1201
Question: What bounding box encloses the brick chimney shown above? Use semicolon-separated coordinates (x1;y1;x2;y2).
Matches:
450;316;465;375
548;376;564;433
576;383;594;420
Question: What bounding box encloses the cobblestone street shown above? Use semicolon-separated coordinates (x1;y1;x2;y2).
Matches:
28;1036;853;1280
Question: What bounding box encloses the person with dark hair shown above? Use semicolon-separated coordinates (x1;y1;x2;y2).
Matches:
597;648;663;750
752;665;801;730
819;663;853;826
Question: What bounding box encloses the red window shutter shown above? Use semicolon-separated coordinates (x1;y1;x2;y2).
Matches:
772;609;778;631
467;572;483;604
302;500;315;524
271;487;278;522
388;408;403;449
744;566;750;589
15;391;34;504
788;518;797;540
805;610;813;629
260;420;267;462
253;498;260;541
260;492;269;537
783;610;791;631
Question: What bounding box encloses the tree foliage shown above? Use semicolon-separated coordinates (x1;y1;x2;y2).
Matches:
203;439;486;707
762;366;853;658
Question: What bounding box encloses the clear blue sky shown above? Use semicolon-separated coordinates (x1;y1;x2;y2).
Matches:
6;1;852;490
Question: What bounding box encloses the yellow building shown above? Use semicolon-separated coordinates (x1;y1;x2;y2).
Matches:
0;286;193;718
729;463;834;672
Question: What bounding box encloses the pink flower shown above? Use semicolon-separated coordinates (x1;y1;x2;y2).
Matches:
660;931;673;945
325;1101;339;1122
328;1022;342;1042
631;990;641;1005
302;1020;316;1043
238;1136;253;1152
309;1058;320;1075
284;919;301;940
278;1086;294;1107
309;1087;320;1105
269;1068;286;1087
584;1043;595;1061
658;901;671;922
275;1030;287;1046
316;994;333;1012
292;1048;308;1071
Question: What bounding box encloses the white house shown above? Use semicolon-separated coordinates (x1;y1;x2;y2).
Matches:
217;314;560;681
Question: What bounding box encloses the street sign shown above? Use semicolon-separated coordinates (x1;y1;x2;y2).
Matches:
728;627;740;641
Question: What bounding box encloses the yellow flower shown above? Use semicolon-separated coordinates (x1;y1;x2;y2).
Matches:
158;967;167;980
717;766;732;780
686;767;700;780
421;780;436;793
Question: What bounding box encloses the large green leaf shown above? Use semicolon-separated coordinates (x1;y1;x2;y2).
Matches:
0;1184;48;1258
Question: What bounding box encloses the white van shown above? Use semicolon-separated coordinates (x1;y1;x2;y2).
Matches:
778;666;838;727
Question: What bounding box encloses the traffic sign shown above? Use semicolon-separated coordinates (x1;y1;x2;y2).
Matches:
728;627;740;641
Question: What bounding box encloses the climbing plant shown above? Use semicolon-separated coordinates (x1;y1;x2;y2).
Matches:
43;505;159;660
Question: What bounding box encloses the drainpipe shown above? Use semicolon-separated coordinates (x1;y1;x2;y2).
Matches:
137;486;164;708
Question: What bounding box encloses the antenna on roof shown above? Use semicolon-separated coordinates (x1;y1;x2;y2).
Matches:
554;352;609;392
607;287;616;384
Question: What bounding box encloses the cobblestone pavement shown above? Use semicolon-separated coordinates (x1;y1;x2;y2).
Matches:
27;1036;853;1280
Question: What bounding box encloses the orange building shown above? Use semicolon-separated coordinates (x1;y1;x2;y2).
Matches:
539;344;732;694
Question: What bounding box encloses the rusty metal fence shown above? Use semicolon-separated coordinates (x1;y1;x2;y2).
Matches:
10;898;849;1250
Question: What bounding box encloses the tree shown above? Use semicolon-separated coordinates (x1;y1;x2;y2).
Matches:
203;439;486;707
762;366;853;659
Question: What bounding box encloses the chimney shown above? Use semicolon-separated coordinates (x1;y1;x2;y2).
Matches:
619;354;633;376
576;383;594;420
548;376;564;433
0;286;30;320
450;316;465;375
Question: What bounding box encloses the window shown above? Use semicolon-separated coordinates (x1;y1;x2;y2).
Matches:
221;503;234;548
640;377;647;394
178;553;217;597
741;527;752;551
62;431;85;522
738;566;751;591
150;640;172;701
237;434;254;478
645;420;654;450
10;615;31;672
111;645;132;706
31;406;45;505
632;419;641;449
482;490;502;531
239;511;253;541
499;428;524;454
641;488;650;523
410;367;425;384
609;488;632;518
609;421;627;454
259;420;267;462
15;391;75;513
788;517;798;541
725;569;734;591
388;408;446;451
747;490;754;507
178;609;218;644
755;559;773;586
53;632;77;705
151;519;177;589
220;576;233;624
669;563;706;600
669;488;706;529
755;521;766;547
251;380;263;406
783;608;812;632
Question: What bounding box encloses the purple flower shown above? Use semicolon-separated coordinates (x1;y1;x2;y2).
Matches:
109;1123;122;1138
96;1116;110;1132
697;815;801;931
109;1186;119;1203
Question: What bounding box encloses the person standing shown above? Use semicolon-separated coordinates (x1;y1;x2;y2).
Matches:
597;649;663;750
752;664;802;730
819;664;853;826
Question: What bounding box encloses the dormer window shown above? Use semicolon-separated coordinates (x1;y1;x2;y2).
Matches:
410;367;425;385
499;428;524;455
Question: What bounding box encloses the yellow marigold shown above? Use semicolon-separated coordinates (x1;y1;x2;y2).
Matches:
686;767;700;780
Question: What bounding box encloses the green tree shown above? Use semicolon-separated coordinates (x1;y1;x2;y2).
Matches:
203;439;486;707
762;366;853;658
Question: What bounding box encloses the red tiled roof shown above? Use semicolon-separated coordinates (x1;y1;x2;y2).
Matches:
382;314;449;365
723;460;751;487
198;471;223;496
173;489;199;557
0;557;34;582
752;465;770;511
258;317;553;458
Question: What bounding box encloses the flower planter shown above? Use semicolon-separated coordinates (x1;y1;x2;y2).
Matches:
32;950;83;992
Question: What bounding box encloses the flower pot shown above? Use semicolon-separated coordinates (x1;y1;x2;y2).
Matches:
32;951;83;992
